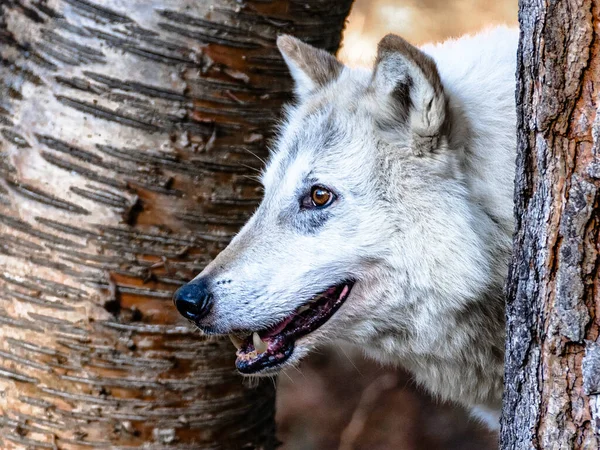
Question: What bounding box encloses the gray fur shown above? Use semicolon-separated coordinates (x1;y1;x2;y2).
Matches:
192;27;518;429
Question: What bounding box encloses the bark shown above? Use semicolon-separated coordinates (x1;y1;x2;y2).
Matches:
0;0;352;448
502;0;600;448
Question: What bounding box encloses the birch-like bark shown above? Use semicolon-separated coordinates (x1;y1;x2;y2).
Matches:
0;0;352;448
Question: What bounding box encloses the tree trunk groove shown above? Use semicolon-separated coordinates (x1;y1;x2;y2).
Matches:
0;1;352;448
502;0;600;448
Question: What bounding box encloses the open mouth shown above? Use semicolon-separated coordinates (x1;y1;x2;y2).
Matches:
229;281;354;374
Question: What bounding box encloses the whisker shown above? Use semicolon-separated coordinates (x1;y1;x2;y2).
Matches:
337;343;363;376
238;163;262;174
289;364;307;380
281;369;295;384
240;174;263;184
243;147;268;166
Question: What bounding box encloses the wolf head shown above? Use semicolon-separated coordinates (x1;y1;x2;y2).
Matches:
174;34;501;376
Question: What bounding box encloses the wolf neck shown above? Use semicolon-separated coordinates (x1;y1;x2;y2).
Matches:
357;281;505;410
360;29;517;419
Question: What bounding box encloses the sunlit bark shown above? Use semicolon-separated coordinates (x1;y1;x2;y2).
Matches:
0;0;352;448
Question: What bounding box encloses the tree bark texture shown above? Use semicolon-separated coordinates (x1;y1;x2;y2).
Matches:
502;0;600;449
0;0;352;448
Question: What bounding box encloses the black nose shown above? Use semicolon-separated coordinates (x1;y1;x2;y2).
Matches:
173;279;213;322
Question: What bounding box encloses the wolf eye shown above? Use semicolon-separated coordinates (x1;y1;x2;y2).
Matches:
302;185;335;209
312;187;331;206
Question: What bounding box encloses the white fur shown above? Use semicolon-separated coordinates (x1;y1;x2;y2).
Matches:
193;27;518;430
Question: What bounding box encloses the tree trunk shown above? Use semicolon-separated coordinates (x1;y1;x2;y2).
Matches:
502;0;600;448
0;1;352;448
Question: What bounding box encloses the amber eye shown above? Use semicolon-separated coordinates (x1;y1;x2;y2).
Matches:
310;186;334;208
300;185;336;210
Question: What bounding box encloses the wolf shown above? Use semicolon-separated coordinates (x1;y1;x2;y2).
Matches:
174;26;518;429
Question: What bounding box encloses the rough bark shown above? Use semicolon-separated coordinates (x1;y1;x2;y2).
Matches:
0;0;352;448
502;0;600;448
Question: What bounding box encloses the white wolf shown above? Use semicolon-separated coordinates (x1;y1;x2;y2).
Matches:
174;26;518;429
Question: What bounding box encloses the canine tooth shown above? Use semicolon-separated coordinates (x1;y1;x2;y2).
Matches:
253;332;268;353
228;334;243;350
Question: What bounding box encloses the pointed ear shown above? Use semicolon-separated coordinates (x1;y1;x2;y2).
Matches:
277;35;344;99
372;34;448;155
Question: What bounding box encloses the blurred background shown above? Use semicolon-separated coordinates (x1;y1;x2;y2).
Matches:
339;0;517;66
276;0;517;448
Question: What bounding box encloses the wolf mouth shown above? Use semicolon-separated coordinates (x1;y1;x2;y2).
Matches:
230;281;354;374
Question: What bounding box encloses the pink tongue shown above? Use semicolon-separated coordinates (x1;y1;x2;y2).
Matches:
261;315;295;339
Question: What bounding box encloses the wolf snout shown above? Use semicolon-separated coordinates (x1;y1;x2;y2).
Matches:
173;278;213;323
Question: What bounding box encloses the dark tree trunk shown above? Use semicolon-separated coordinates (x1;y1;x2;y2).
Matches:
0;1;352;448
502;0;600;448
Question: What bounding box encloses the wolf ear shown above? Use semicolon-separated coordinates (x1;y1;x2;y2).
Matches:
372;34;448;155
277;35;344;99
